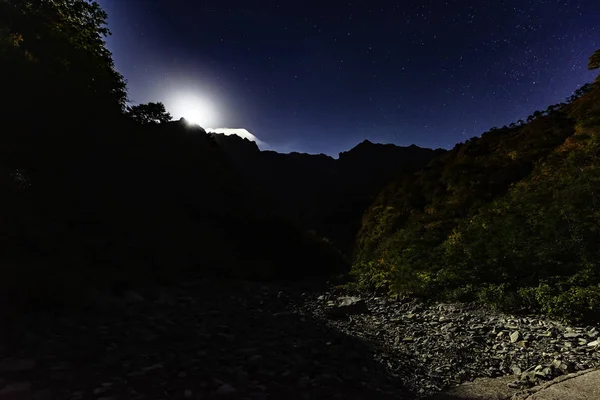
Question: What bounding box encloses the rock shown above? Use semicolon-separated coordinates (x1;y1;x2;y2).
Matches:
0;358;36;372
141;363;164;374
216;333;236;342
326;296;368;318
123;291;145;303
297;376;310;388
216;384;236;396
510;331;521;343
428;376;518;399
94;386;110;395
521;370;537;382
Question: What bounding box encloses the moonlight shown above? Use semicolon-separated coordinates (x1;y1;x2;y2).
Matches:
169;94;219;127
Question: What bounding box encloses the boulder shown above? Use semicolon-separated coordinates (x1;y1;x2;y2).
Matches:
427;376;518;400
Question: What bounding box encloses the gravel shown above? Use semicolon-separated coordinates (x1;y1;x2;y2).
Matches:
297;287;600;397
0;280;408;400
1;280;598;399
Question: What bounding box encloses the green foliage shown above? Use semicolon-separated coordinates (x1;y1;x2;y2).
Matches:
533;284;600;323
350;260;394;292
475;284;522;311
353;49;600;323
127;102;172;124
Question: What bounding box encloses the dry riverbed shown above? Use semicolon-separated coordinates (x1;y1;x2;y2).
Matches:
1;279;598;399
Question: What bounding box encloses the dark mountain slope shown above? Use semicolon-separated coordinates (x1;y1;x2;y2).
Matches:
209;135;443;255
0;118;347;314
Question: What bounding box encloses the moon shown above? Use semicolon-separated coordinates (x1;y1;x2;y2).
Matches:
170;94;218;127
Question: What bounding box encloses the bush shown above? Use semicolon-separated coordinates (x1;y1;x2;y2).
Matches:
475;284;522;311
521;282;600;323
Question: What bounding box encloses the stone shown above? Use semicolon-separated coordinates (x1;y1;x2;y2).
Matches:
326;296;368;318
427;376;518;399
216;384;236;396
94;387;110;395
142;363;164;374
510;331;522;343
123;290;145;303
511;369;600;400
297;376;310;388
512;366;523;375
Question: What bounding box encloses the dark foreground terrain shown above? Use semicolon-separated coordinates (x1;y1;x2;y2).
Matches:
2;280;599;400
0;280;409;400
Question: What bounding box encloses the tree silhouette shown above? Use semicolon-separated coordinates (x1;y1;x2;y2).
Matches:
589;48;600;70
0;0;127;121
126;102;172;124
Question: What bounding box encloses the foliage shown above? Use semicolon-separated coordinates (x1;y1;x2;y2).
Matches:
0;0;127;122
126;102;172;124
353;49;600;322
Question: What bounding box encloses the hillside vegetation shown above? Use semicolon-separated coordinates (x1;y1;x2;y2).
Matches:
353;56;600;322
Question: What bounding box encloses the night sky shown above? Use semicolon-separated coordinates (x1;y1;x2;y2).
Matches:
99;0;599;156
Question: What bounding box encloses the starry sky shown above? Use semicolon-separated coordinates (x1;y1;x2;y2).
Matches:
98;0;599;156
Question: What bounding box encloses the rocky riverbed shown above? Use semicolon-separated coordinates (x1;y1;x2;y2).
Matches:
1;279;599;399
297;287;600;397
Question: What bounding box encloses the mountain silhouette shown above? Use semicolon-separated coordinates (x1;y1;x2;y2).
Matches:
209;134;442;254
